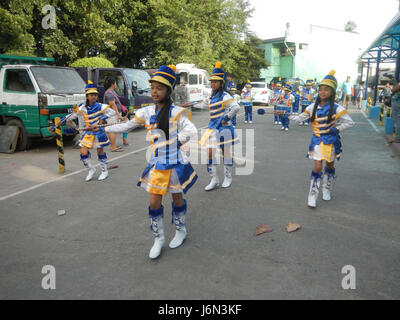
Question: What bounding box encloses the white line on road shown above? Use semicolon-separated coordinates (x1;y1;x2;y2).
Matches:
360;110;380;133
1;111;247;201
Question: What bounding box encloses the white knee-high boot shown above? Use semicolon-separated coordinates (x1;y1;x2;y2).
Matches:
222;165;233;188
322;167;336;201
169;199;187;249
81;153;96;181
98;153;109;181
149;206;165;259
205;163;220;191
308;171;322;208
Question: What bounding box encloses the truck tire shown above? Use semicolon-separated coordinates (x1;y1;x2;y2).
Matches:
6;118;30;151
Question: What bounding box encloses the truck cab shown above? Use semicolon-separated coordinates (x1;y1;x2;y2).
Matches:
0;55;86;151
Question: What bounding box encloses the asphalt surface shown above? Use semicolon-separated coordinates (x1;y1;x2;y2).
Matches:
0;105;399;300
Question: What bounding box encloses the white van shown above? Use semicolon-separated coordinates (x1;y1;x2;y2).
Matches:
172;63;211;105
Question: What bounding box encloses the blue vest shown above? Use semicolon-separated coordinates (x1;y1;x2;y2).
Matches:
208;91;228;130
241;91;253;107
309;102;342;155
80;102;109;144
147;105;184;170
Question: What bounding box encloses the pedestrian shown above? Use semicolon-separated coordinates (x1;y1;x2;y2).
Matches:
199;61;240;191
103;77;125;152
288;70;354;207
383;82;392;107
276;82;295;132
270;78;283;125
341;76;353;110
389;81;400;143
229;85;240;128
299;79;315;126
356;81;365;110
56;81;116;181
105;64;198;259
241;80;253;124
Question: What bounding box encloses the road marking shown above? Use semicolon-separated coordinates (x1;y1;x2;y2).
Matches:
0;146;148;202
360;110;379;133
0;112;246;201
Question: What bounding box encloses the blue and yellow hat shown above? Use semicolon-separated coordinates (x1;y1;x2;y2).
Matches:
245;80;252;88
276;77;282;88
209;61;225;82
149;65;177;89
85;80;98;95
319;70;337;90
295;78;300;83
284;82;292;91
230;84;237;91
306;79;313;86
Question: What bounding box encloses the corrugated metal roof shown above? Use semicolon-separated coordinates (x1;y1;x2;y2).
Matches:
360;12;400;61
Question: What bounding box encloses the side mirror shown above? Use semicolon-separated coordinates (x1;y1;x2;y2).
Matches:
132;81;138;91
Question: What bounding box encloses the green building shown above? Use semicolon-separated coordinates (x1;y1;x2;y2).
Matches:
259;26;361;86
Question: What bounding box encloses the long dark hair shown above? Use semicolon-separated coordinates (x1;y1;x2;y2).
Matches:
156;86;173;140
310;86;336;123
104;77;116;91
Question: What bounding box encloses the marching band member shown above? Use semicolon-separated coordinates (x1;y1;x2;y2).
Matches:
299;79;315;126
271;79;283;125
277;83;295;131
55;81;116;181
230;85;240;128
241;80;253;124
105;65;198;259
199;62;240;191
288;70;354;207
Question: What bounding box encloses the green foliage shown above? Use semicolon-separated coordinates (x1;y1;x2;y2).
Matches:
3;50;37;57
0;0;268;82
70;56;114;68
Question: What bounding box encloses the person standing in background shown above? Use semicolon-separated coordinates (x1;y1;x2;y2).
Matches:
341;76;353;110
390;81;400;144
104;77;126;152
356;81;365;110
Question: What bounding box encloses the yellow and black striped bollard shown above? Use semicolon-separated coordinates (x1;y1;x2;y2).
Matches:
54;117;65;173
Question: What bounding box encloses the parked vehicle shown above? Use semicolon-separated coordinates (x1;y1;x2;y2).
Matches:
0;54;86;151
248;82;272;105
74;67;153;112
172;63;211;106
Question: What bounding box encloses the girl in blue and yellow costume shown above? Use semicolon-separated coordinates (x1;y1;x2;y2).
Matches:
199;62;240;191
241;80;253;124
56;81;116;181
291;78;301;114
277;83;295;131
105;65;198;259
289;71;354;208
270;78;283;125
299;79;315;126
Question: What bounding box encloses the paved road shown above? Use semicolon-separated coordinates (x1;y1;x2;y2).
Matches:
0;106;399;299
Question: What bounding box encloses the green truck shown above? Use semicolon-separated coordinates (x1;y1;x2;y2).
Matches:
0;54;86;151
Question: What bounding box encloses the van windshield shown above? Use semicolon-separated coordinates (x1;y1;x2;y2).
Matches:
31;67;85;94
124;69;151;91
251;83;266;88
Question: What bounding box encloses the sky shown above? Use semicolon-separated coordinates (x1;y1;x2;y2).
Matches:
247;0;399;52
